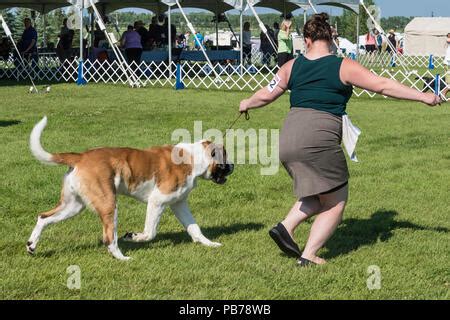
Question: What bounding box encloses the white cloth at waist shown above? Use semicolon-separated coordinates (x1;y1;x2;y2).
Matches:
342;114;361;162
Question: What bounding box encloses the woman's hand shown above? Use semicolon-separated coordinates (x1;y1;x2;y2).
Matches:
239;99;250;113
422;92;442;106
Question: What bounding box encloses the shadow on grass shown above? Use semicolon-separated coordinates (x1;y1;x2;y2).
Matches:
120;222;265;251
0;120;21;127
322;209;449;259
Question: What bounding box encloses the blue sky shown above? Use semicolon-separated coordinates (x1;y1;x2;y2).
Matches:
127;1;450;18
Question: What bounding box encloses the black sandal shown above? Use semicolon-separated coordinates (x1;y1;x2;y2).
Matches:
297;256;317;267
268;223;302;258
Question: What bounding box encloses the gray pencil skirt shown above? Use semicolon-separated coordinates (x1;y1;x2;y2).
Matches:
279;108;349;199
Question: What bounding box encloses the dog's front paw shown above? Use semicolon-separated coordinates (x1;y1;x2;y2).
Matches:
122;232;136;242
122;232;152;242
26;241;36;255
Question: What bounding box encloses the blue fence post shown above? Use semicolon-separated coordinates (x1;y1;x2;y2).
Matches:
175;63;185;90
428;55;435;70
76;60;87;86
390;55;396;67
434;74;440;96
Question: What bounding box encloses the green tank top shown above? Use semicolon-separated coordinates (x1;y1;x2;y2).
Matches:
287;54;353;116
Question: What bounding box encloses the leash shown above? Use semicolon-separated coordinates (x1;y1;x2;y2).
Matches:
223;111;250;138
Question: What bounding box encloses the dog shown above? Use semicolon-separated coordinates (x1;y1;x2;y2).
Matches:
26;117;234;260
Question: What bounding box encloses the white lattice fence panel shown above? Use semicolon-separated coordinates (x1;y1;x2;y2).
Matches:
352;68;448;101
356;52;446;70
178;61;279;91
0;55;447;101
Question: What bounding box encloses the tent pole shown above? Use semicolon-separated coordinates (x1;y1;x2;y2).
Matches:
216;2;219;51
90;0;139;86
248;2;277;52
79;5;83;61
0;14;38;91
43;13;48;48
168;4;172;79
240;10;243;75
356;14;360;59
175;0;222;81
90;11;94;57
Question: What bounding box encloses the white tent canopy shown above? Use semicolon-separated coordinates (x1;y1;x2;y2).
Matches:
404;17;450;57
0;0;360;14
312;0;359;14
0;0;71;14
88;1;238;15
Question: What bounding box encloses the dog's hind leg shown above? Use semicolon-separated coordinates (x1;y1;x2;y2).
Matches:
98;205;130;261
26;186;85;255
78;170;129;260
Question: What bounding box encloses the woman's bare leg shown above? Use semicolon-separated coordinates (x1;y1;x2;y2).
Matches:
281;196;322;238
301;184;348;265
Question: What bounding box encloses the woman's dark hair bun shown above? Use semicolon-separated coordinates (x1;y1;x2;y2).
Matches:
313;12;329;23
303;12;332;43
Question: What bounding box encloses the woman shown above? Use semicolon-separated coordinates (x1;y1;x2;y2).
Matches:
260;25;275;66
386;29;397;54
277;19;293;67
239;13;442;266
374;29;383;52
243;22;252;66
365;30;377;54
121;25;143;65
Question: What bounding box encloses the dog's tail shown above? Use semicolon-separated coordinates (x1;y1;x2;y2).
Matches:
30;117;82;167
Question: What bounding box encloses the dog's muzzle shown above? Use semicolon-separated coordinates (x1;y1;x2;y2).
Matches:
211;163;234;185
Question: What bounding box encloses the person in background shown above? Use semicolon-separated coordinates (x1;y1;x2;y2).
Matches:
93;23;106;48
18;18;38;67
365;29;376;53
152;15;167;48
194;31;204;50
273;22;280;47
277;19;293;67
330;26;339;55
386;29;398;67
121;25;143;65
386;29;397;54
175;34;184;49
56;18;74;63
184;31;191;49
162;16;177;47
148;16;159;48
260;24;275;66
243;22;252;66
375;29;383;53
134;20;149;49
0;37;11;60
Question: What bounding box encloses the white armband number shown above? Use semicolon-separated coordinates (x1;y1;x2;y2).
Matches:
267;74;282;93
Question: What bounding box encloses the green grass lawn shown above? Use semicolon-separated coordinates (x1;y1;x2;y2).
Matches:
0;81;449;300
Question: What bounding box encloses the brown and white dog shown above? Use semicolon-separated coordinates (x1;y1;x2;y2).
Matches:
26;117;233;260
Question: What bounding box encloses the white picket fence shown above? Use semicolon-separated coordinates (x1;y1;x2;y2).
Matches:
0;52;448;100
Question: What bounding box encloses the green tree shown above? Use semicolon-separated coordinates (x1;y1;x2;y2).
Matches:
0;9;16;38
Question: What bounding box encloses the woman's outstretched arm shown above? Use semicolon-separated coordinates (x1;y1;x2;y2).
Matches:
340;59;443;106
239;59;294;112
